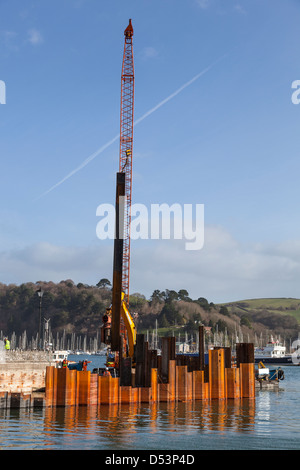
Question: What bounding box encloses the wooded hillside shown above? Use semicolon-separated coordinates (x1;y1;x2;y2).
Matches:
0;280;298;344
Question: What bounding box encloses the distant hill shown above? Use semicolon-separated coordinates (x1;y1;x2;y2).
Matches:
0;281;298;345
217;298;300;339
221;297;300;322
135;294;299;342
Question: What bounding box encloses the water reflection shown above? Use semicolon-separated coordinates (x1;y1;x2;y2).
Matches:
42;399;256;449
256;391;275;438
156;400;255;434
1;365;300;449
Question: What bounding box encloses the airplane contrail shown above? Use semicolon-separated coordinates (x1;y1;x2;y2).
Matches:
36;54;227;200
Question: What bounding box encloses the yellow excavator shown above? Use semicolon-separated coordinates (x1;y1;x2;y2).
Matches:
101;292;136;369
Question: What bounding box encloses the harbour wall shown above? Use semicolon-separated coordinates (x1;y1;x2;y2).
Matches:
0;351;55;395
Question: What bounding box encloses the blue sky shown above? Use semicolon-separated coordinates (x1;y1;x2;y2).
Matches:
1;0;300;303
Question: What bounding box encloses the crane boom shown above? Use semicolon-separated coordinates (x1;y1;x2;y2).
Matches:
119;19;134;305
102;20;136;361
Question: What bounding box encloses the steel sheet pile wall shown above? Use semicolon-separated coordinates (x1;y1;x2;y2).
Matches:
44;329;255;408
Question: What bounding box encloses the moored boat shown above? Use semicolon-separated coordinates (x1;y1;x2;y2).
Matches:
254;338;293;364
255;361;285;389
52;350;69;366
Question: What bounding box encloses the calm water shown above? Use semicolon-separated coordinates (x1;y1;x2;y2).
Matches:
0;354;299;451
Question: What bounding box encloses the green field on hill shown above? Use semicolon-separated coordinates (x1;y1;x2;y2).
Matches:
221;298;300;324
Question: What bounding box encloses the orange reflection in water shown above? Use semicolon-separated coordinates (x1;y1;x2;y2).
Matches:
43;398;255;448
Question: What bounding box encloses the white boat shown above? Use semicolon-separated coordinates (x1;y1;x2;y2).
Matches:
52;350;69;364
177;342;190;353
96;347;108;356
255;338;292;364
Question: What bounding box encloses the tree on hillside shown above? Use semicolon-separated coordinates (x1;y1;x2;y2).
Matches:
159;313;170;327
197;297;210;311
150;289;165;303
164;289;178;303
129;293;147;309
184;318;199;333
177;289;191;301
158;302;183;327
240;315;252;329
96;278;111;289
215;319;228;333
219;306;230;316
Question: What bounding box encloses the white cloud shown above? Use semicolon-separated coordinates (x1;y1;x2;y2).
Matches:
130;226;300;302
3;31;17;42
196;0;211;9
1;29;44;51
141;46;158;60
27;29;43;46
1;31;18;51
1;226;300;303
0;242;112;286
234;4;247;15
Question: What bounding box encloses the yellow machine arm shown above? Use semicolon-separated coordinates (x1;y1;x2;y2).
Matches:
258;361;266;369
102;293;136;359
121;292;136;358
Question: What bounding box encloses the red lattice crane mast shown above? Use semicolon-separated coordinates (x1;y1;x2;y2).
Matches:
119;19;134;305
101;20;136;361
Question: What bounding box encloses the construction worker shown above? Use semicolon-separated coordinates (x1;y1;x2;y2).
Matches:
4;338;10;350
106;352;115;368
103;367;111;376
62;358;68;368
